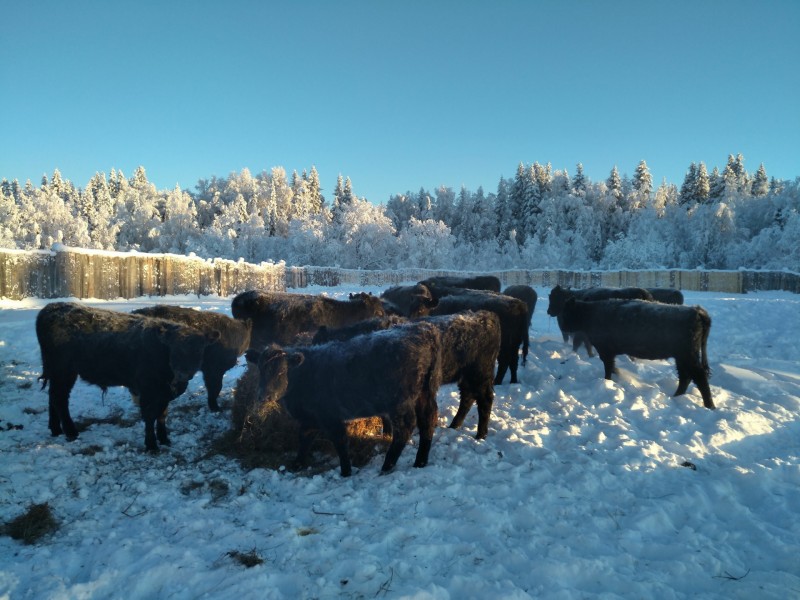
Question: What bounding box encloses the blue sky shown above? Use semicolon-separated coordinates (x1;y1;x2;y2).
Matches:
2;0;798;203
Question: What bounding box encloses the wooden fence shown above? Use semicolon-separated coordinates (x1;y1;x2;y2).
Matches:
1;246;798;300
0;247;285;300
287;265;800;294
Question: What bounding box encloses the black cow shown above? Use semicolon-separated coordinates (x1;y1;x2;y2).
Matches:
231;290;385;350
254;321;443;477
132;305;251;412
560;298;714;408
547;285;654;356
646;288;685;305
36;302;218;451
419;275;501;295
379;283;434;317
314;311;502;439
416;290;527;385
502;285;538;364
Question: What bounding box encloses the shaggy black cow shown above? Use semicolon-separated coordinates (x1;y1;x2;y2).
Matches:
254;321;443;477
547;285;654;356
313;311;502;439
36;302;218;451
416;290;527;385
419;275;501;295
379;283;434;317
502;285;538;364
646;288;685;305
560;298;714;408
132;305;251;412
231;290;385;350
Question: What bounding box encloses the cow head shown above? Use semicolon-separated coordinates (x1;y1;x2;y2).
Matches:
349;292;386;317
547;285;572;317
164;326;219;391
255;345;304;406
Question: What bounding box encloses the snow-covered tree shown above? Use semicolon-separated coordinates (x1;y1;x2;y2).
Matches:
750;163;769;197
399;217;455;269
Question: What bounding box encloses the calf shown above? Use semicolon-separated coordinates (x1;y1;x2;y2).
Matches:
254;321;443;477
36;302;218;451
314;311;502;439
646;288;685;305
231;289;385;350
547;285;654;356
502;285;538;364
417;290;527;385
132;305;251;412
560;298;713;408
419;275;501;294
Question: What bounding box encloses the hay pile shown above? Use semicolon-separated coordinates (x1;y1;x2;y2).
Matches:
227;364;388;473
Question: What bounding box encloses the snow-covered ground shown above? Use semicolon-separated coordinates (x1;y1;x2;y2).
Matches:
1;287;798;599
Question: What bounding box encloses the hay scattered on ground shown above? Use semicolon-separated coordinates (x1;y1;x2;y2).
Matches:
3;502;59;545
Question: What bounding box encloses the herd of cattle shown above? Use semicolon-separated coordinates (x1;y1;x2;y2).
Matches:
35;275;713;477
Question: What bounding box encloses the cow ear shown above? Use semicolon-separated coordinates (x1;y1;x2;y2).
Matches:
287;352;305;367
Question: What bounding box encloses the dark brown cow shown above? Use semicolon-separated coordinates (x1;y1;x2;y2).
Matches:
416;290;527;385
419;275;501;295
254;321;443;477
547;285;654;356
646;288;685;305
36;302;218;451
231;290;385;351
132;305;251;412
502;285;538;364
560;298;714;408
313;311;502;439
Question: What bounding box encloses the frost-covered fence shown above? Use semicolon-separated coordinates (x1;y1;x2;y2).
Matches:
0;246;285;300
290;266;799;294
2;247;799;300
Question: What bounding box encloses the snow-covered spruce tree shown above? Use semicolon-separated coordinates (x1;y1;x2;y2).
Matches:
679;163;698;205
750;163;769;197
572;163;587;196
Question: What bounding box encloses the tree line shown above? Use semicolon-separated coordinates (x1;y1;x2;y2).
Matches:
1;155;798;272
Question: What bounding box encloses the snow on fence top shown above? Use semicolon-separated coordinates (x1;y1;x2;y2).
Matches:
1;246;798;300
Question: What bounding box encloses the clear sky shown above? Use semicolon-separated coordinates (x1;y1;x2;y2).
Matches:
2;0;798;203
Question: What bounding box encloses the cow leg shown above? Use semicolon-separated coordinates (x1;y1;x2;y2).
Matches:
508;352;520;384
156;403;170;446
690;364;715;409
293;423;316;471
474;382;494;440
139;397;163;453
674;360;691;396
48;373;78;440
202;368;224;412
382;407;416;473
324;420;352;477
413;394;438;469
448;379;475;430
494;354;509;385
599;352;617;380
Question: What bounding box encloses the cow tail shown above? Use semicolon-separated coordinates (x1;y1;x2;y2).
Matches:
700;310;712;377
523;327;529;362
